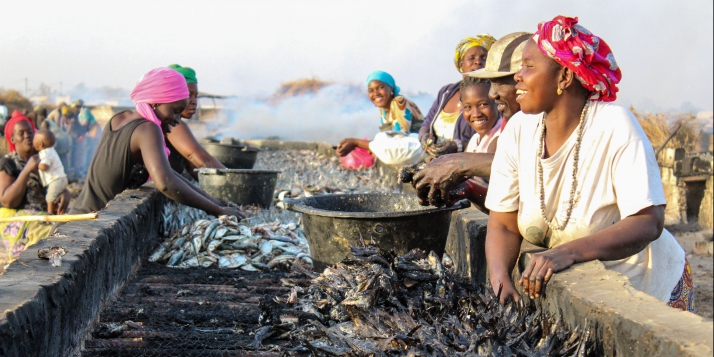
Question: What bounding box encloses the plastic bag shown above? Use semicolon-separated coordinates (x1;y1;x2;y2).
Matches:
340;147;375;170
369;131;424;166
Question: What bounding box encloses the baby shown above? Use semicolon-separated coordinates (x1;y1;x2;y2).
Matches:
33;129;68;214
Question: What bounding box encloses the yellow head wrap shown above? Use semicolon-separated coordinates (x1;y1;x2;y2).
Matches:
454;34;497;72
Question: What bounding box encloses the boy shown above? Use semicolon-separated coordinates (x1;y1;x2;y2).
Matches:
33;130;69;214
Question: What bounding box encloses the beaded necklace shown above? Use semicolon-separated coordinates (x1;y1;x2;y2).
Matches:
537;101;590;231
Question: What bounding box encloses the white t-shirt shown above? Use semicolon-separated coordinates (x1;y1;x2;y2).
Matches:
485;101;684;301
38;147;67;186
465;117;503;154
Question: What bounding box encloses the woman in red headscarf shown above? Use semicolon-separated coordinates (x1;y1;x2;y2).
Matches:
483;16;693;312
0;111;72;271
69;68;243;219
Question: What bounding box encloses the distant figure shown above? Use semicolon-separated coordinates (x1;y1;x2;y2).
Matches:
336;70;424;157
33;130;68;214
46;102;67;126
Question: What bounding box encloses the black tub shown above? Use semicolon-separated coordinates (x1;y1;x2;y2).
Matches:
197;169;280;208
285;193;469;270
201;142;259;169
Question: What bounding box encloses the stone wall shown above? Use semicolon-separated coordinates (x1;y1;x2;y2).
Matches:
0;187;165;357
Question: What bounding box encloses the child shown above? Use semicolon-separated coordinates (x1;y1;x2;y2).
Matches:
447;77;501;211
33;129;69;214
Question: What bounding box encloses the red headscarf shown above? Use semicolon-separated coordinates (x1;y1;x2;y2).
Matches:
533;16;621;102
4;110;36;152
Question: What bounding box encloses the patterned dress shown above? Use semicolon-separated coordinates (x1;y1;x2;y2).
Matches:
0;152;52;273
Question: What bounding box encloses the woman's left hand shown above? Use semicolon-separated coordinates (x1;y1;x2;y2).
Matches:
519;247;575;299
55;189;71;215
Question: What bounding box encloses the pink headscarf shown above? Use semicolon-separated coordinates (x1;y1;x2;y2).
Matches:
533;16;622;102
130;67;189;156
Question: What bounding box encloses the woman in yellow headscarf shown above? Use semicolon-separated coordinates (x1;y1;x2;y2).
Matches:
418;34;496;158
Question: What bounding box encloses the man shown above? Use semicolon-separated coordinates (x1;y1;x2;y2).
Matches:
412;32;531;207
46;102;67;125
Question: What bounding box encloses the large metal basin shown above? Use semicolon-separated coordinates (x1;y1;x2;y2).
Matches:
284;193;469;270
201;142;259;169
197;169;280;208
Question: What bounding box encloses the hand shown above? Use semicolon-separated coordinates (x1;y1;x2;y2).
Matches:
25;154;41;172
490;275;521;305
419;133;434;151
220;206;246;220
336;139;358;157
54;189;71;215
426;140;458;157
519;248;575;299
412;155;468;207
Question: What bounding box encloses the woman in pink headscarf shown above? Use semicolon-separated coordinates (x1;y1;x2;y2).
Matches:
68;68;244;219
484;16;692;312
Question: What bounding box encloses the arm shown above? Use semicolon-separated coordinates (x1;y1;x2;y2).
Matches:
418;88;446;147
165;122;226;170
486;210;523;304
132;122;241;218
0;155;40;208
412;152;494;206
520;205;664;299
336;138;370;157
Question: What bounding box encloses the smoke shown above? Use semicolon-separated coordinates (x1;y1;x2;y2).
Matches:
194;83;435;145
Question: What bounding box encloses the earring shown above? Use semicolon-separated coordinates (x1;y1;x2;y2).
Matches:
152;104;158;110
557;87;563;96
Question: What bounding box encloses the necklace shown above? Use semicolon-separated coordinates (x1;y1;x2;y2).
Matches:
537;100;589;231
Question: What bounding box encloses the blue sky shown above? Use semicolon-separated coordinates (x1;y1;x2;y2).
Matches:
2;0;712;112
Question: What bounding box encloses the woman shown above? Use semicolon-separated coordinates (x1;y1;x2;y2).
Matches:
484;16;692;311
0;113;71;269
165;64;226;180
77;107;102;175
69;67;243;219
418;34;496;158
336;71;423;157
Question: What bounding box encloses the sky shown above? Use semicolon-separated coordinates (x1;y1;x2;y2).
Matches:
2;0;713;113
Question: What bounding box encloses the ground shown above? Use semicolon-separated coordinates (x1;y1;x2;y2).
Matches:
669;222;713;319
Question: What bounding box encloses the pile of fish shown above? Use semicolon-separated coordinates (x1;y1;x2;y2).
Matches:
150;214;311;270
256;243;595;356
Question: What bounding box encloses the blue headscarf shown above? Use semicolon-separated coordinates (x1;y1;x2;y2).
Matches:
365;70;400;96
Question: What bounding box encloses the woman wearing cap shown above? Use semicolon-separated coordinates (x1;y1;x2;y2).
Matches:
69;67;243;219
418;34;496;159
0;111;72;269
485;16;692;311
165;64;225;180
336;70;423;157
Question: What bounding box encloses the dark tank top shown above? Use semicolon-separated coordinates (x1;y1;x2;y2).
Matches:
70;117;150;213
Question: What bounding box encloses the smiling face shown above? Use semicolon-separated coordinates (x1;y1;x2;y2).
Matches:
461;83;499;136
514;40;563;114
460;46;488;73
153;99;188;134
181;82;199;119
368;80;394;109
12;120;35;155
489;75;520;121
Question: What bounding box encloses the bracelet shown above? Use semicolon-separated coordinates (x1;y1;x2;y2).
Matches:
454;139;463;152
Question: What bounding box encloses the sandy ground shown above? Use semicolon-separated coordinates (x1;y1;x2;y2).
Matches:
669;223;714;319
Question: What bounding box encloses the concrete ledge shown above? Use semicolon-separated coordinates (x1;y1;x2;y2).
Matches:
445;207;488;285
0;187;166;357
522;249;713;356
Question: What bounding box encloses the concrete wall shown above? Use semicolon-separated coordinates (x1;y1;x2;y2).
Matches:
445;208;713;357
0;187;165;357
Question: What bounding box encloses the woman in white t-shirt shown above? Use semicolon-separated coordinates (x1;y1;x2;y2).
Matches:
484;16;693;311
